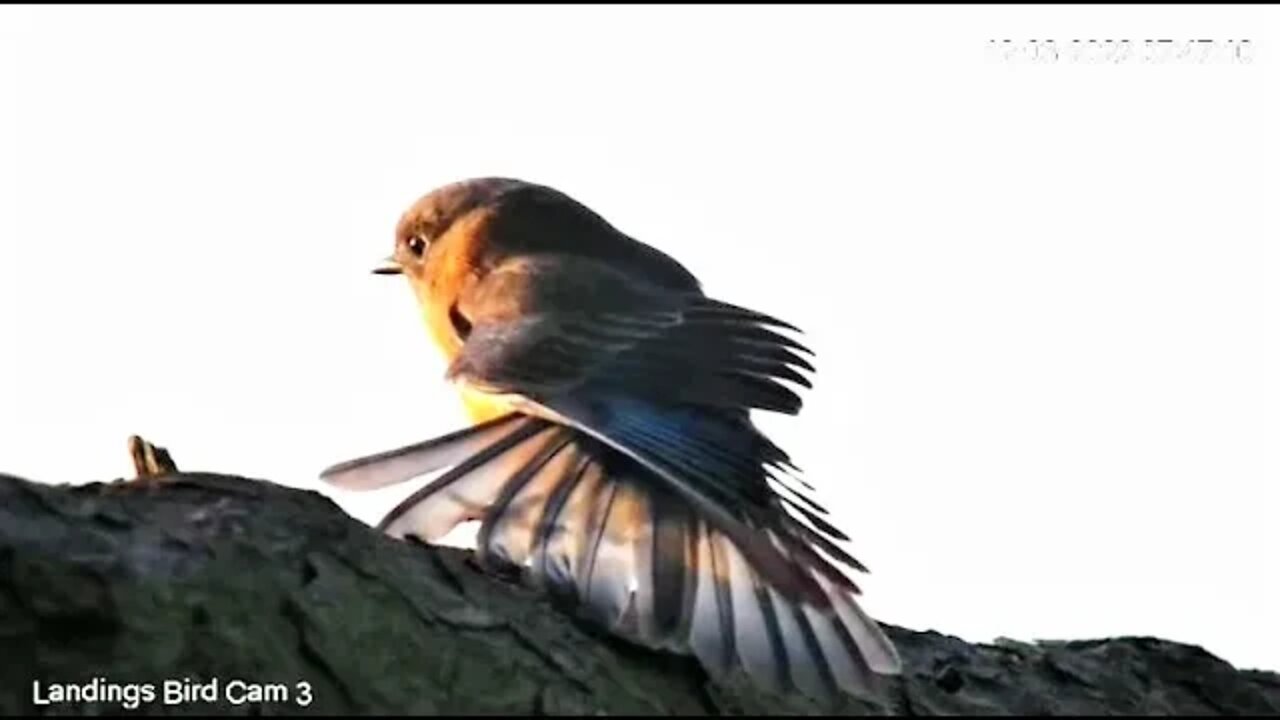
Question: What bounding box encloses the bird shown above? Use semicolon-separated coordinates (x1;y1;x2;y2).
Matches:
319;177;902;703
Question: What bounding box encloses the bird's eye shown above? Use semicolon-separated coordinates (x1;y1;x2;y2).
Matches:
406;235;427;258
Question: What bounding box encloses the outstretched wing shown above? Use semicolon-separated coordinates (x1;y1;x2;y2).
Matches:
322;253;902;701
446;254;816;417
452;254;895;644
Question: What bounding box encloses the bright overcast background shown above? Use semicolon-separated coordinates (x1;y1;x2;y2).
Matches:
2;5;1276;673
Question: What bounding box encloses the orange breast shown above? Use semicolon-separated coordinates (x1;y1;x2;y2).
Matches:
458;385;520;424
413;214;518;427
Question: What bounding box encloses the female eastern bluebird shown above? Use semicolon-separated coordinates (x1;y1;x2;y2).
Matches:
320;177;901;702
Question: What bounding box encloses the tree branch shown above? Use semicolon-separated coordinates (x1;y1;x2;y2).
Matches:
0;464;1274;715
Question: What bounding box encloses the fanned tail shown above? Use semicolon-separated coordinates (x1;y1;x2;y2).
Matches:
319;412;901;703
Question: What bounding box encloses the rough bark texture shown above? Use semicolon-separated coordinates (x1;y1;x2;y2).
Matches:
0;470;1276;716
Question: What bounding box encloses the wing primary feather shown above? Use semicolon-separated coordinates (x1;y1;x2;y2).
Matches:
720;373;803;414
601;324;815;379
729;338;816;373
781;497;851;543
781;514;869;581
687;299;807;335
770;476;831;517
767;462;816;492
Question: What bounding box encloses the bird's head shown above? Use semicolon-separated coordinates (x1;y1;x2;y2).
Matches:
375;177;527;283
374;176;700;321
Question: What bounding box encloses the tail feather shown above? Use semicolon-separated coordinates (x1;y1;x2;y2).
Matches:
319;412;531;491
689;518;736;676
802;601;877;697
585;472;652;634
530;453;605;596
540;394;833;609
319;413;901;704
720;532;788;693
818;571;902;676
525;447;594;589
572;463;619;613
474;432;576;571
775;585;840;702
648;488;698;646
375;417;555;541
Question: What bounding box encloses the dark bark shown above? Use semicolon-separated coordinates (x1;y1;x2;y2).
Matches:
0;471;1275;716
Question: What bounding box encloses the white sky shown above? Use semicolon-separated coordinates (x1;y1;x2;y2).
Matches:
2;5;1276;673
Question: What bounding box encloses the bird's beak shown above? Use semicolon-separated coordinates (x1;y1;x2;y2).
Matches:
372;256;403;276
